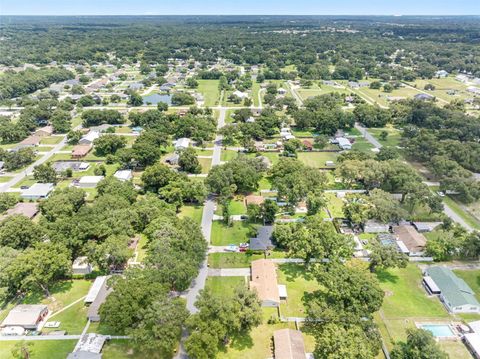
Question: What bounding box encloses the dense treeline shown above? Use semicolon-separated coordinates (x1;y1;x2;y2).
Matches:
0;67;74;99
1;16;479;79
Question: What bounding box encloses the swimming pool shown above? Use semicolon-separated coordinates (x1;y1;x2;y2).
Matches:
420;324;455;337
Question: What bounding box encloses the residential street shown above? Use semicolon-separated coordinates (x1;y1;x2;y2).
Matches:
354;123;382;149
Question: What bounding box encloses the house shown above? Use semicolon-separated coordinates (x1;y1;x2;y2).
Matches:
53;161;90;172
72;257;93;275
467;86;480;94
34;125;54;137
412;222;442;233
19;135;41;147
337;137;352;150
79;131;100;145
363;220;389;233
2;202;39;219
423;266;480;313
249;259;280;307
414;93;434;101
21;183;54;200
128;82;144;91
463;333;480;359
113;170;132;182
277;88;287;95
89;124;113;133
87;279;112;322
173;138;191;151
1;305;48;330
273;329;307;359
302;140;313;151
435;70;449;78
348;81;360;89
78;176;104;188
85;276;107;303
165;153;180;165
67;333;107;359
245;194;265;207
456;74;469;83
393;225;427;256
72;144;93;159
249;226;274;251
232;90;248;99
257;156;272;169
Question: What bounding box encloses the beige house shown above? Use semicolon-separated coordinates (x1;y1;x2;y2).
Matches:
249;259;280;307
393;225;427;256
273;329;307;359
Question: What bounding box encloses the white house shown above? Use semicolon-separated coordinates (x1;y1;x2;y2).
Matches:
113;170;133;182
232;90;248;99
78;176;104;188
21;183;54;200
456;74;469;83
337;137;352;150
72;256;93;275
79;131;100;145
435;70;449;78
173;137;191;150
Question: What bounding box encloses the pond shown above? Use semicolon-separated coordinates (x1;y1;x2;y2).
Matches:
142;93;172;105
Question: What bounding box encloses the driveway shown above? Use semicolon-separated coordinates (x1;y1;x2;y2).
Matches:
354;123;382;149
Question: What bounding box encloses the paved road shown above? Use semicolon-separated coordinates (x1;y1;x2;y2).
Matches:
0;136;67;193
354;123;382;149
442;202;476;232
287;81;303;106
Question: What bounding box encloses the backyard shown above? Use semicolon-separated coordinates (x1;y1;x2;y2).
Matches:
210;221;259;246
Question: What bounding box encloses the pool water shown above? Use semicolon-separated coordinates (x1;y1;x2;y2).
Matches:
142;93;172;105
420;324;454;337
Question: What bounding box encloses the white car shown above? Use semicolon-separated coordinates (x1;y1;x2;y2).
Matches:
225;244;239;252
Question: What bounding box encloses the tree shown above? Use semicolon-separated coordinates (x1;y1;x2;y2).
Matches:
274;216;353;263
157;101;168;112
368;239;408;272
0;192;18;213
383;83;394;93
0;215;45;249
86;234;133;271
261;199;278;224
67;130;82;145
141;163;178;193
39;187;85;222
97;177;137;203
128;92;143;107
306;190;326;216
186;77;199;88
93;134;127;156
391;328;448;359
33;162;58;184
130;296;188;355
50;110;71;133
246;203;262;223
11;340;33;359
376;147;399;161
314;134;329;149
171;93;195;106
5;242;71;297
178;147;202;174
379;130;388;141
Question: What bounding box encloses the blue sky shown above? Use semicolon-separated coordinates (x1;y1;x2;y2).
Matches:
1;0;479;15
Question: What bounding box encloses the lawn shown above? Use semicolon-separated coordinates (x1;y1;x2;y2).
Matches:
136;234;148;263
0;176;12;183
324;192;345;218
377;265;449;319
198;157;212;174
178;204;203;224
354;85;422;108
221;150;239;162
205;276;246;297
252;82;261;107
277;264;319;318
197;79;220;107
40;136;64;145
103;339;170;359
208;250;286;268
368;127;403;148
210;221;258;246
44;300;88;334
352;137;375;152
297;152;339;168
0;340;76;359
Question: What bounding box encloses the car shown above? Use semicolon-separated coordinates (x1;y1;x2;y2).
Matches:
20;185;30;190
437;191;445;197
225;244;238;252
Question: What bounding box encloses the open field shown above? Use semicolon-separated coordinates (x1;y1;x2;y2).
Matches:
0;340;77;359
208;251;286;268
178;204;203;224
324;192;344;218
197;79;220;107
354;85;422;108
210;221;258;246
297;151;339;168
205;276;246;297
443;196;480;230
367;126;403;148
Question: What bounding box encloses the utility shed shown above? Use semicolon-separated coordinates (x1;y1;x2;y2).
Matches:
113;170;132;182
273;329;306;359
424;266;480;313
78;176;104;188
249;259;280;307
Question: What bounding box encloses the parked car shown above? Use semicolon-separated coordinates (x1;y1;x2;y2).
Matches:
225;244;238;252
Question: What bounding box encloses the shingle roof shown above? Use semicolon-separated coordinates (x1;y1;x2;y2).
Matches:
425;266;480;308
249;259;279;304
273;329;306;359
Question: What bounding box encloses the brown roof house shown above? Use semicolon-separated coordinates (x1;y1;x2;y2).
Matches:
3;202;39;219
273;329;307;359
393;225;427;256
34;125;54;137
245;194;265;207
19;135;41;147
72;144;92;159
249;259;280;307
1;304;48;330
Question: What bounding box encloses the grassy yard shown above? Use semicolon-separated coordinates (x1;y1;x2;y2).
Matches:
297;152;339;168
278;264;319;317
211;221;258;246
0;176;12;183
324;192;345;218
208;250;286;268
44;300;88;334
368;127;403;147
178;204;203;224
443;196;480;230
0;340;76;359
205;276;246;297
221;150;239;162
197;79;220;107
40;136;64;145
198;157;212;174
102;339;147;359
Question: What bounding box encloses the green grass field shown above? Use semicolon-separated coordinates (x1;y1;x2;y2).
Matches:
297;152;339;168
324;192;344;218
198;157;212;174
208;251;286;268
0;340;76;359
178;204;203;224
40;136;64;145
210;221;258;246
367;127;403;147
221;150;239;162
205;276;246;297
443;196;480;230
352;137;375;152
278;264;319;317
197;80;220;107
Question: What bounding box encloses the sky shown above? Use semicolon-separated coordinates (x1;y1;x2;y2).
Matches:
0;0;479;16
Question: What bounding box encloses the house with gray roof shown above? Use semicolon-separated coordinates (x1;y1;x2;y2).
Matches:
423;266;480;313
249;226;274;251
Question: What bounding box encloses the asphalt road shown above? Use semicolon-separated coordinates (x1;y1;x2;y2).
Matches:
354;123;382;149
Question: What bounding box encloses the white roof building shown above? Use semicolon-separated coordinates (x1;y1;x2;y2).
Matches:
337;137;352;150
21;183;54;200
113;170;133;181
79;131;100;145
174;137;191;150
85;276;107;303
72;257;93;275
78;176;104;188
232;90;248;99
464;333;480;358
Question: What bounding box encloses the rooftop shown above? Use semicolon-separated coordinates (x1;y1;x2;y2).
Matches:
249;259;279;305
273;329;306;359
